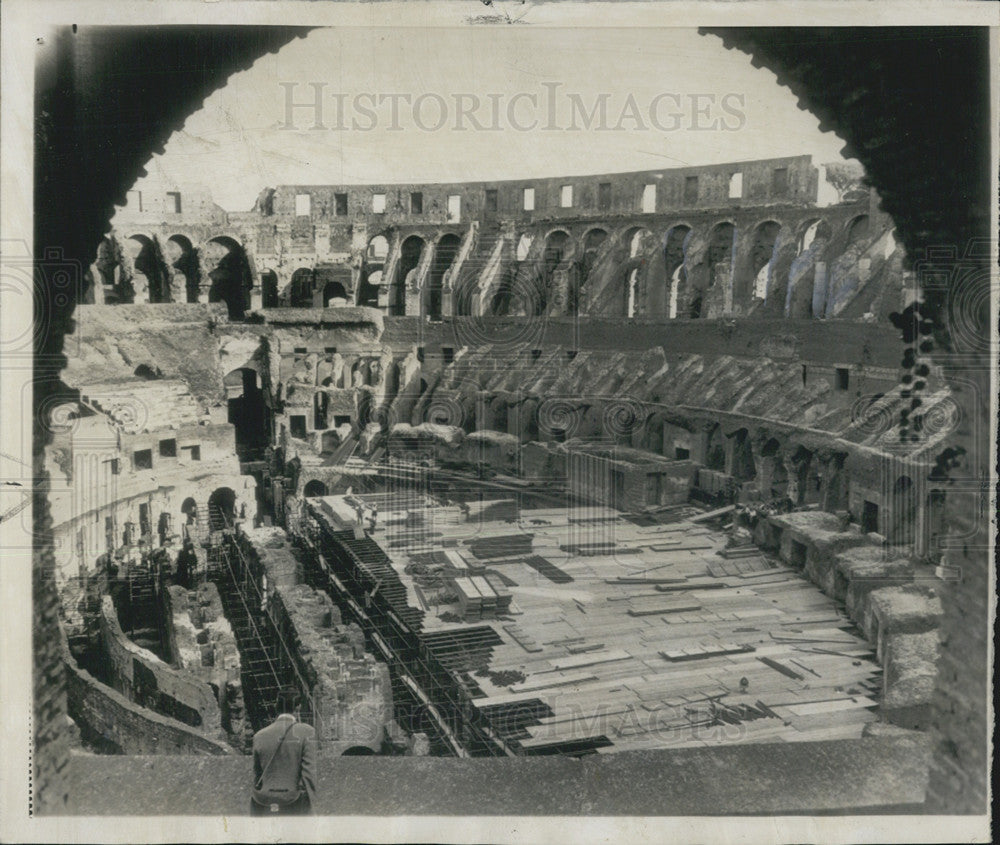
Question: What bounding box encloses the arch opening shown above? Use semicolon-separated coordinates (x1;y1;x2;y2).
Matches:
426;234;461;319
391;236;425;316
663;225;691;318
207;487;237;532
303;479;328;498
260;270;278;308
126;234;167;303
749;221;782;302
165;234;199;303
205;236;252;319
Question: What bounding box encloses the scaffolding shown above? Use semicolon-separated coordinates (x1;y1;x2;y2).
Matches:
295;501;528;758
204;513;324;740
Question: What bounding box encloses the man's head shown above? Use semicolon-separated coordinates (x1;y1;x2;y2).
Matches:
276;687;301;715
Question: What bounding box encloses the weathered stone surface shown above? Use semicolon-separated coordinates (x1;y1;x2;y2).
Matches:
864;586;943;662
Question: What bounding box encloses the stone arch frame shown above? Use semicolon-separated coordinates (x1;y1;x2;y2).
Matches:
302;478;329;498
618;225;654;317
724;426;757;481
425;232;462;318
259;268;279;308
206;486;237;532
661;222;694;318
285;266;316;307
783;217;834;318
392;234;426;315
796;216;832;252
31;26;992;817
322;279;350;307
687;219;737;318
165;233;199;303
741;218;784;307
541;226;573;246
204;234;252;318
845;213;871;246
125;233;164;302
786;442;815;505
366;232;391;261
539;229;573;312
574;226;610;313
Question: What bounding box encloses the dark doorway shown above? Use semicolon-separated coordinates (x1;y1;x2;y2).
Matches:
862;500;879;534
290;268;314;307
323;281;349;306
392;236;424;316
789;539;807;569
261;270;278;308
225;368;269;459
303;480;328;498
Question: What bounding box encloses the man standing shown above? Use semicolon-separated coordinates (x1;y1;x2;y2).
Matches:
250;688;318;815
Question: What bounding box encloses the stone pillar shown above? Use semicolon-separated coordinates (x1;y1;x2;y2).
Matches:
689;425;710;465
404;270;422;317
518;399;538;442
912;493;929;558
757;458;775;500
818;453;848;512
784;455;803;505
722;262;735;315
441;267;455;318
812;261;828;317
723;433;738;476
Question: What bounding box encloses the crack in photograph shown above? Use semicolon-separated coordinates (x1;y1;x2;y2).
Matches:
2;3;995;842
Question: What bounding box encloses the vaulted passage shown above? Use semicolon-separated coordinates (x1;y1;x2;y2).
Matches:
426;234;461;319
225;368;269;458
205;236;252;318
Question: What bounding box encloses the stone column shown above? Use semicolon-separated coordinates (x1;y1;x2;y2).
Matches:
196;249;211;304
404;270;423;318
784;454;804;505
812;261;828;317
249;273;263;310
723;433;738;476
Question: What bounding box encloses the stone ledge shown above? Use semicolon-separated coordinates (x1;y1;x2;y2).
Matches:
59;735;933;816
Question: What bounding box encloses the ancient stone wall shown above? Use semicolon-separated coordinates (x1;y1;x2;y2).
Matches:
97;596;224;738
163;583;249;749
64;637;233;756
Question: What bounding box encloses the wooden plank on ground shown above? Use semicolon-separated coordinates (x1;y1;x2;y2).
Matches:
508;670;599;693
660;643;756;662
757;656;805;680
688;505;736;523
628;601;702;617
547;649;631;671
